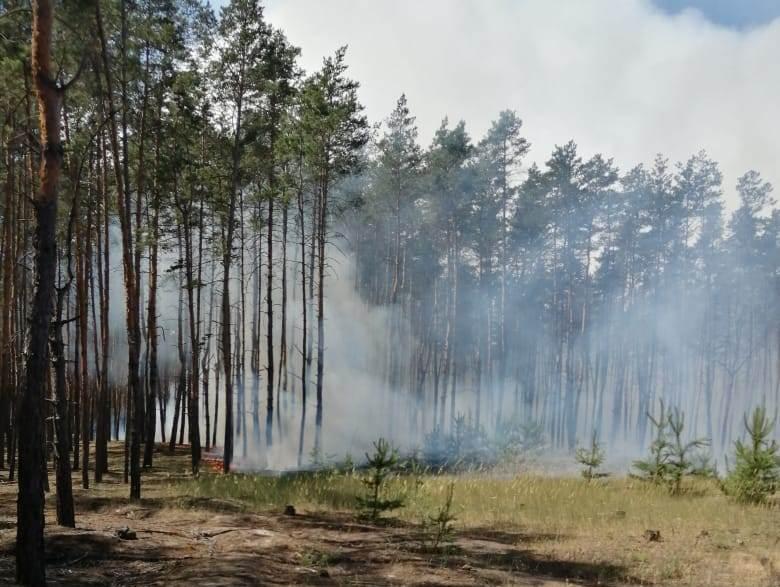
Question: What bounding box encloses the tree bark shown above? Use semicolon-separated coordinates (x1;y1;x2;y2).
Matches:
17;0;61;581
95;0;142;500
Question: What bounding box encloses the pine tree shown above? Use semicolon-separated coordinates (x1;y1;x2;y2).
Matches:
356;438;405;521
632;402;709;494
18;0;63;580
575;431;606;480
723;407;780;504
300;47;368;455
212;0;272;472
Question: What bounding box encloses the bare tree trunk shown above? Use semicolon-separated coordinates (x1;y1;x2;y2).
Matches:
203;246;216;451
51;254;75;528
213;314;221;450
297;181;307;467
95;0;142;500
76;177;90;489
72;293;80;472
181;198;201;474
0;135;17;472
266;194;274;447
237;194;248;458
170;267;186;453
17;0;61;580
143;186;160;467
94;131;110;480
277;201;288;398
221;72;244;472
314;168;329;455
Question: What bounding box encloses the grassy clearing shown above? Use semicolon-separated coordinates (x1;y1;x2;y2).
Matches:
185;469;780;585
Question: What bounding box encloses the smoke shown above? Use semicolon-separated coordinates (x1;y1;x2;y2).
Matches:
264;0;780;209
97;192;778;474
230;251;423;470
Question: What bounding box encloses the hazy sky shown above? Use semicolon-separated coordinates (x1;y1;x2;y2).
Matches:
244;0;779;207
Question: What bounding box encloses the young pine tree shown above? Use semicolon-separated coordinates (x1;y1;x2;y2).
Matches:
632;401;673;484
576;431;606;480
421;482;457;552
356;438;405;521
665;407;710;494
722;407;780;504
633;401;709;494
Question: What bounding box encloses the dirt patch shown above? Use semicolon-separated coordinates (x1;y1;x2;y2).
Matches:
0;502;624;586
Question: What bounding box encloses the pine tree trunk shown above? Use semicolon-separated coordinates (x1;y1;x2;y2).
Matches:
222;86;243;472
17;0;61;580
203;249;216;451
297;181;307;467
277;201;288;398
52;277;74;528
0;138;17;472
266;195;274;448
315;174;328;455
76;182;90;489
182;201;201;474
94;131;110;480
96;0;142;500
143;197;159;467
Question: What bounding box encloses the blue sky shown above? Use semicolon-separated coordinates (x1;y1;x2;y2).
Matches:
653;0;780;28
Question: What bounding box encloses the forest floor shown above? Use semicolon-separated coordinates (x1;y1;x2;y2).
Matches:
0;444;778;586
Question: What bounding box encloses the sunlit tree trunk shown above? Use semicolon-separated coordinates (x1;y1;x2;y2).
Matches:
17;0;61;580
95;0;143;500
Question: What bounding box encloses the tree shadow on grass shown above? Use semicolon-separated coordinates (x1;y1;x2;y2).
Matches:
0;521;643;587
459;526;565;546
277;512;639;585
437;547;639;586
39;532;288;586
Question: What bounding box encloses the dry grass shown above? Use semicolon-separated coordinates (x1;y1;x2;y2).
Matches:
2;444;777;585
186;468;780;586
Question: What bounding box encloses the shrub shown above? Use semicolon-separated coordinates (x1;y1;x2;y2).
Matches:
494;417;546;460
422;414;545;471
722;407;780;504
422;414;489;470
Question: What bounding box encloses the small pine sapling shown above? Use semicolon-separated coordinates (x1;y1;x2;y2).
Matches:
722;407;780;504
356;438;405;521
576;431;606;480
632;400;673;484
632;401;710;494
665;407;709;494
339;452;356;474
421;482;457;552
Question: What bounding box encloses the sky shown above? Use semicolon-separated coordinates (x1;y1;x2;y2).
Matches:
221;0;780;208
654;0;780;29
